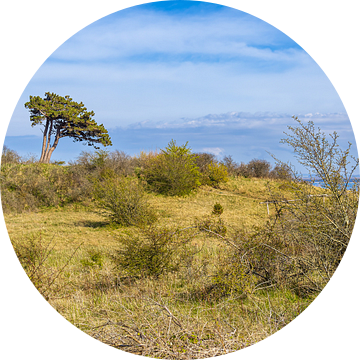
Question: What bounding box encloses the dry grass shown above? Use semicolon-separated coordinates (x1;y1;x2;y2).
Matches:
4;176;315;359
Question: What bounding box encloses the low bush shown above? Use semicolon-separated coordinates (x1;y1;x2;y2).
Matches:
221;155;237;176
94;176;157;227
269;163;292;180
0;162;93;213
1;146;22;166
194;152;217;173
235;162;251;178
112;226;196;278
212;202;224;216
211;254;254;298
144;140;201;196
80;249;104;269
74;150;135;178
206;161;229;186
1;163;62;212
247;159;271;178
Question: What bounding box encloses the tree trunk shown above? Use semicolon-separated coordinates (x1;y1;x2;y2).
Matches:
43;127;61;164
45;119;53;157
39;119;50;163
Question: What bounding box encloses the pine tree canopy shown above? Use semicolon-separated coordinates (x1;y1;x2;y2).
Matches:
25;92;112;163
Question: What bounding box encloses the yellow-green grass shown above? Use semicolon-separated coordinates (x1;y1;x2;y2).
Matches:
5;177;281;249
3;176;315;358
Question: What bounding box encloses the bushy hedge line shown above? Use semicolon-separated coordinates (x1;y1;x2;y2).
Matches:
222;155;291;179
0;162;93;213
1;140;291;214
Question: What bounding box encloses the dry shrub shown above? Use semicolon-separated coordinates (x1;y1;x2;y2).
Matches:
74;149;135;177
107;150;135;176
194;152;217;173
12;234;80;300
1;146;22;166
133;150;160;178
1;163;62;212
0;163;93;213
269;163;292;180
89;296;247;359
221;155;238;176
235;162;251;178
195;215;227;238
247;159;271;178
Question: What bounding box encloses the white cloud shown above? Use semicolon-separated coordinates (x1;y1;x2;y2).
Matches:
127;111;350;131
6;6;347;137
5;57;343;135
50;9;304;63
202;147;224;156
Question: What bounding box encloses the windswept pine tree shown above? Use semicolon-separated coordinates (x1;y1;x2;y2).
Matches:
25;92;112;163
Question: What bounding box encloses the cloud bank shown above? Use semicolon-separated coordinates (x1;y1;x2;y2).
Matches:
6;2;346;137
5;1;355;173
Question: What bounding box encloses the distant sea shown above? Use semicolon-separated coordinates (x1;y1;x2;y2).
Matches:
302;175;359;190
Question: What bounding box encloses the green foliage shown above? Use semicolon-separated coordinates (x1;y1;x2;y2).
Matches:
0;163;93;213
25;92;112;163
113;226;195;278
89;150;109;169
94;176;157;227
144;140;201;196
52;160;66;166
193;154;229;187
81;250;104;269
211;256;253;298
212;202;224;216
206;161;229;186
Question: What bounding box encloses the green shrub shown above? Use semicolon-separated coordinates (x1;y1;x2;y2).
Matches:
211;255;254;298
113;226;195;278
81;249;104;269
207;162;229;186
144;140;201;196
0;162;94;213
212;203;224;216
94;176;157;227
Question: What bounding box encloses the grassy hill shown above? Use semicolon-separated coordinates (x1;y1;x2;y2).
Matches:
1;137;357;358
3;173;317;359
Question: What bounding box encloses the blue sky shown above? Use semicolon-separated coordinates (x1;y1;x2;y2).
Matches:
4;0;356;170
